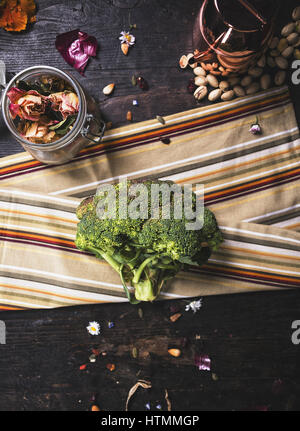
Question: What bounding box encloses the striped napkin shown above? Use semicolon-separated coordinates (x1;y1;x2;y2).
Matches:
0;86;299;310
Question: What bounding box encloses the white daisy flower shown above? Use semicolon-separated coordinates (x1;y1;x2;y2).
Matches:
119;31;135;46
185;298;203;313
87;321;100;336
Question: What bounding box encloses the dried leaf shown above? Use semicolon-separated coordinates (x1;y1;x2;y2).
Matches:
125;380;152;411
165;389;172;411
0;0;36;32
131;75;137;86
131;347;138;358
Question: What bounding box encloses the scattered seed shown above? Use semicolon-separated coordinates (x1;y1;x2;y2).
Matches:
156;115;166;125
121;43;129;55
138;308;143;319
277;38;288;53
170;313;182;322
194;76;207;86
160;137;171;145
241;75;252;87
275;56;288;70
179;55;189;69
293;6;300;21
206;74;219;88
132;347;138;358
168;348;181;358
89;354;97;363
103;83;115;95
221;90;235;101
287;32;299;45
91;404;100;411
233;85;246;97
106;363;116;372
212;373;219;381
194;85;208;100
281;22;295;37
193;66;206;76
219;80;230;91
208;88;222;101
131;75;137;86
246;82;260;95
260;74;271;90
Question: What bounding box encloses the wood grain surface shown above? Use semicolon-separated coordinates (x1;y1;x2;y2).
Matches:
0;0;300;411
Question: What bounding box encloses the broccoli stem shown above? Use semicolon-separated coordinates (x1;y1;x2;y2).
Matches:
132;255;159;284
86;246;122;273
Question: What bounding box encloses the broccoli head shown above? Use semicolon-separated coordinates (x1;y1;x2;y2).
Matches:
75;180;223;303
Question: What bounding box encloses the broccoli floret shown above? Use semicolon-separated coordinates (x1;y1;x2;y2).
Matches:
75;180;223;303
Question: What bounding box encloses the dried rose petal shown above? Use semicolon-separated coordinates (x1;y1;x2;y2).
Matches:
194;354;211;371
49;91;79;118
137;76;149;91
7;88;48;121
55;30;98;75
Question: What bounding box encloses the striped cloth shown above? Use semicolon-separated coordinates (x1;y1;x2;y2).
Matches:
0;86;299;310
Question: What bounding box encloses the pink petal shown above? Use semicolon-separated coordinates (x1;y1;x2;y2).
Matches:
7;87;26;104
55;30;98;75
9;103;21;119
194;354;211;371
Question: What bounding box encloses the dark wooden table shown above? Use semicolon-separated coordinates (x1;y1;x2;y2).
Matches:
0;0;300;411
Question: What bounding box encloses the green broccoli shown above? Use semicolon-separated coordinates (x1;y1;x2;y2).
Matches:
75;180;223;303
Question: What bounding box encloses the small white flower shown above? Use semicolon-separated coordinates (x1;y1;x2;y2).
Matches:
185;298;203;313
87;321;100;336
119;31;135;46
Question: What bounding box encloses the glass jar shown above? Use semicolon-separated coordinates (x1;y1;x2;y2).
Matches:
198;0;279;73
1;65;105;165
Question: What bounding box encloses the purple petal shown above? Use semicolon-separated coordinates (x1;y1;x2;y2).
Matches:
55;30;98;75
194;354;211;371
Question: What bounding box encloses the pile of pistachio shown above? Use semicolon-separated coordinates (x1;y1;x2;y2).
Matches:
180;6;300;103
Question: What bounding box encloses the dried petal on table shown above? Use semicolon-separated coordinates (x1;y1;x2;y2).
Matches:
0;0;36;32
137;76;149;91
55;30;98;75
106;363;116;372
194;354;211;371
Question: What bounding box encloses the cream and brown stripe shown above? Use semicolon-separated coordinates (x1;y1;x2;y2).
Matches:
0;189;299;310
